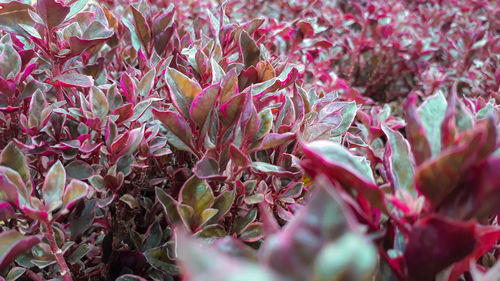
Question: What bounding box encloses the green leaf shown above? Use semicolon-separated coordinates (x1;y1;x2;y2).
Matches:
65;0;88;21
61;179;88;213
240;222;264;242
314;233;377;281
0;43;21;80
138;68;156;97
5;266;26;281
68;243;91;264
330;102;358;137
144;246;179;275
156;187;181;224
381;124;415;194
417;91;447;155
90;86;109;117
165;68;202;118
65;160;93;179
194;224;226;238
200;208;218;226
176;231;283;281
206;190;235;225
119;194;138;209
0;230;40;271
260;177;351;280
0;142;32;192
142;220;163;251
180;176;215;219
55;73;94;88
42;161;66;213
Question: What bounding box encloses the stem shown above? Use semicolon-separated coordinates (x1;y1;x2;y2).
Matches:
25;269;47;281
43;222;73;281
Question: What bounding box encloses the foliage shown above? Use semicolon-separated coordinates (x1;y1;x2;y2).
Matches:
0;0;498;280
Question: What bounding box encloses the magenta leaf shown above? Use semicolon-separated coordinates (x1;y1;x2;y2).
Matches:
35;0;70;28
404;216;476;281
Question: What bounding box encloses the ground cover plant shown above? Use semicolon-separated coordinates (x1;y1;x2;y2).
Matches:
0;0;499;280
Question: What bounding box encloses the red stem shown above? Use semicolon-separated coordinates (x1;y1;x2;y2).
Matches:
25;269;47;281
43;222;73;281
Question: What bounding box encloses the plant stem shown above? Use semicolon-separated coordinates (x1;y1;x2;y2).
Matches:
43;222;73;281
25;269;47;281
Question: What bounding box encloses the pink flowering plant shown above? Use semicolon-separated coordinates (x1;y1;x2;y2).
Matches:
0;0;499;280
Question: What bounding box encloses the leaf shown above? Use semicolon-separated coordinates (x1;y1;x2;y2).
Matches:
0;201;15;221
144;246;179;275
119;194;138;209
116;274;149;281
0;230;40;271
36;0;70;28
240;30;260;68
42;161;65;213
194;224;226;238
206;190;235;225
220;93;247;128
180;176;214;219
200;208;218;225
152;109;193;149
54;73;94;88
176;233;282;281
260;177;351;280
6;266;26;281
0;142;32;191
381;124;415;194
120;72;136;105
240;222;264;242
417;91;447;155
416;117;497;207
68;243;90;264
404;216;476;281
65;160;93;179
0;44;21;80
314;233;377;281
90;86;109;117
259;132;295;150
329;101;358;137
138;68;155;97
229;144;249;166
165;68;202;118
404;93;432;165
156;187;181;224
193;157;226;180
300;140;387;213
61;179;88;213
131;6;151;47
65;0;88;21
0;2;35;36
249;162;295;178
190;84;219;128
